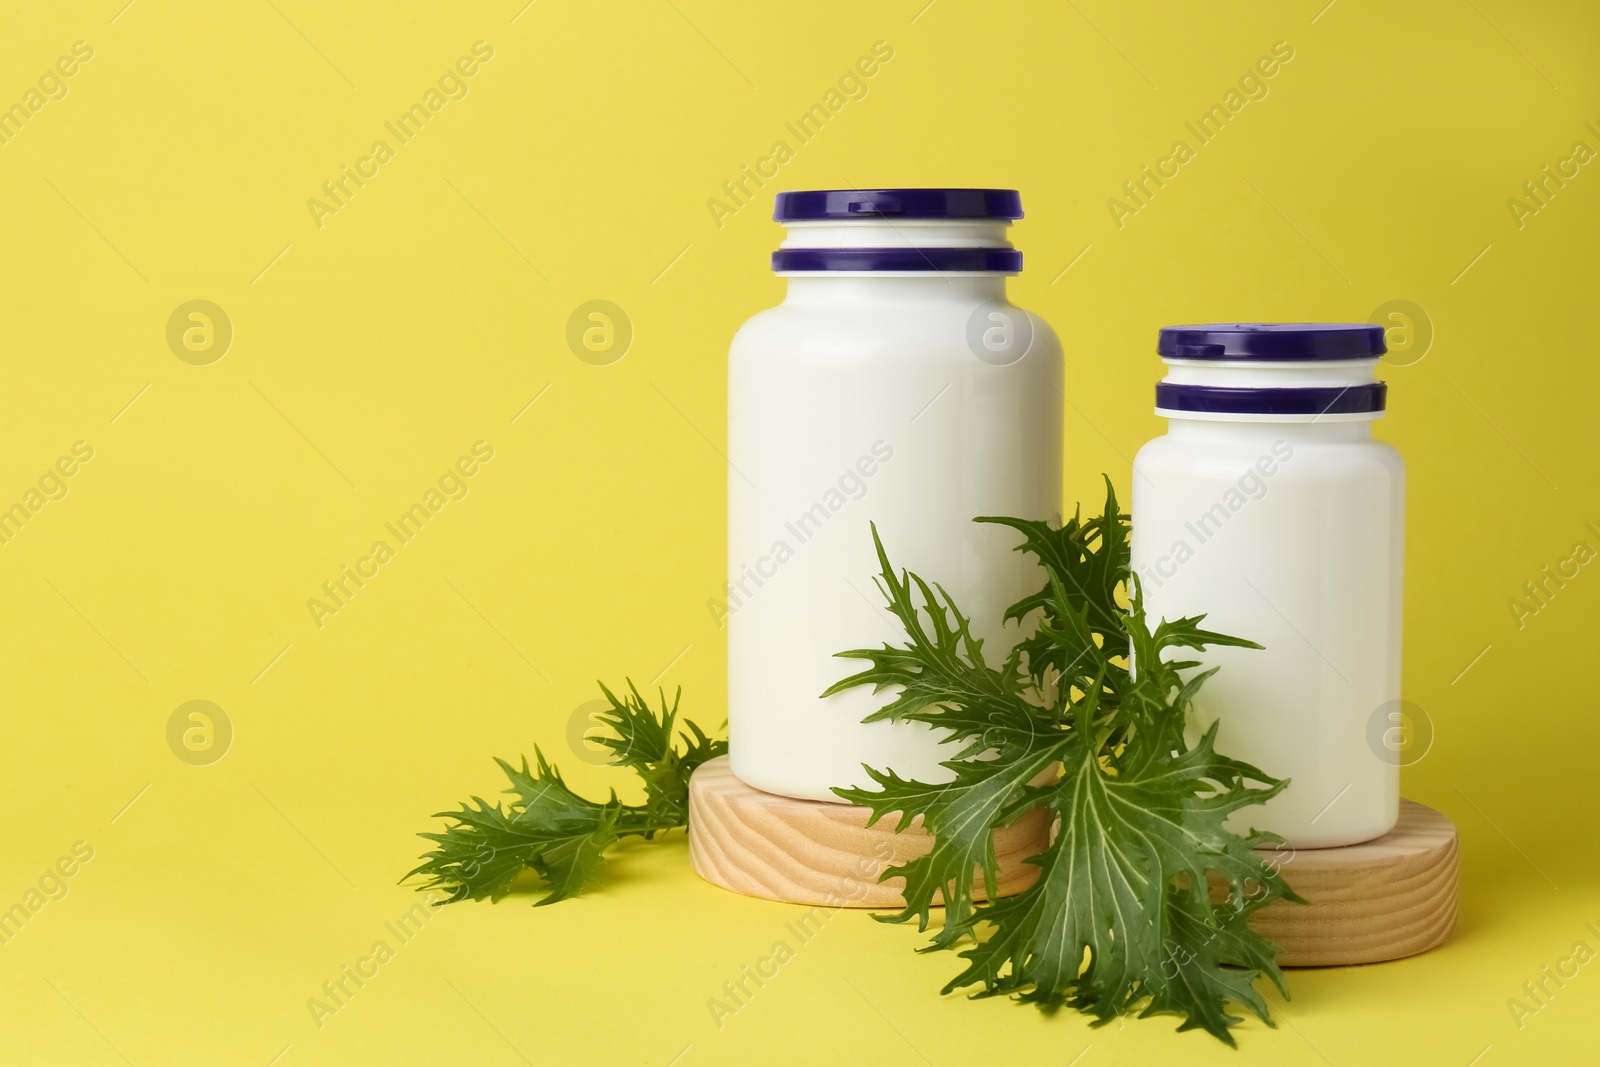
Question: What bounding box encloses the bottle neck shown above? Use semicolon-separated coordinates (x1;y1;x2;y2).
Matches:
779;218;1013;249
1161;357;1380;389
775;217;1017;304
781;274;1009;306
1154;356;1386;427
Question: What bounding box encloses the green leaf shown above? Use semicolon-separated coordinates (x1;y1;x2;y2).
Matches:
531;806;622;906
408;681;727;905
408;797;548;903
940;718;1291;1043
829;483;1299;1044
834;738;1067;945
824;523;1037;760
592;680;676;771
978;474;1131;681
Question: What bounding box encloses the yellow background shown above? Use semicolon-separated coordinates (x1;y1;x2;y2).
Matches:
1;0;1596;1063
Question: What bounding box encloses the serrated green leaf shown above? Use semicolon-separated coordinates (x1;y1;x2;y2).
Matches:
531;806;622;906
978;475;1131;681
835;737;1068;944
408;680;727;906
824;524;1030;751
593;680;677;771
830;482;1300;1044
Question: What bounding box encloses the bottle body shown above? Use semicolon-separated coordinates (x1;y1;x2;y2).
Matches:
1130;333;1404;849
727;275;1062;801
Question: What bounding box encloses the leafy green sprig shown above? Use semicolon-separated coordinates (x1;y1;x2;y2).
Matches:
407;681;726;906
827;478;1300;1044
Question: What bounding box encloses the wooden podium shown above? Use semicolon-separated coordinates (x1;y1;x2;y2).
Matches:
687;756;1457;967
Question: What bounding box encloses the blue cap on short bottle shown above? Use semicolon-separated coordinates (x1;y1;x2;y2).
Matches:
1155;323;1388;418
1158;323;1386;361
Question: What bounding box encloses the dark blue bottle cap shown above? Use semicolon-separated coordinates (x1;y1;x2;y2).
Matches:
774;189;1023;222
771;247;1022;273
1155;383;1387;416
1158;323;1386;361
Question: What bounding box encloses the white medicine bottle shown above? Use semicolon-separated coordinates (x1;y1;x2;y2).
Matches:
725;188;1063;802
1130;323;1404;848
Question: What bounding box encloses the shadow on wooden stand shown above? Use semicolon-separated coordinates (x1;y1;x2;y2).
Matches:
688;756;1458;967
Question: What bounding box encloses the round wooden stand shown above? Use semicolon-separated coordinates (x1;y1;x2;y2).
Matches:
688;757;1457;966
1229;799;1459;966
687;756;1049;907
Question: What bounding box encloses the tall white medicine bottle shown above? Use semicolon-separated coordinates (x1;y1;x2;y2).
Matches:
726;189;1063;802
1130;324;1404;848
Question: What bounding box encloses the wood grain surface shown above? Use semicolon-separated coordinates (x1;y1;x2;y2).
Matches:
1224;798;1459;967
687;756;1048;908
688;757;1458;967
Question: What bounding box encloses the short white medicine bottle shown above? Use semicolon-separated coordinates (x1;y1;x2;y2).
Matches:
1130;324;1404;848
726;189;1063;802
